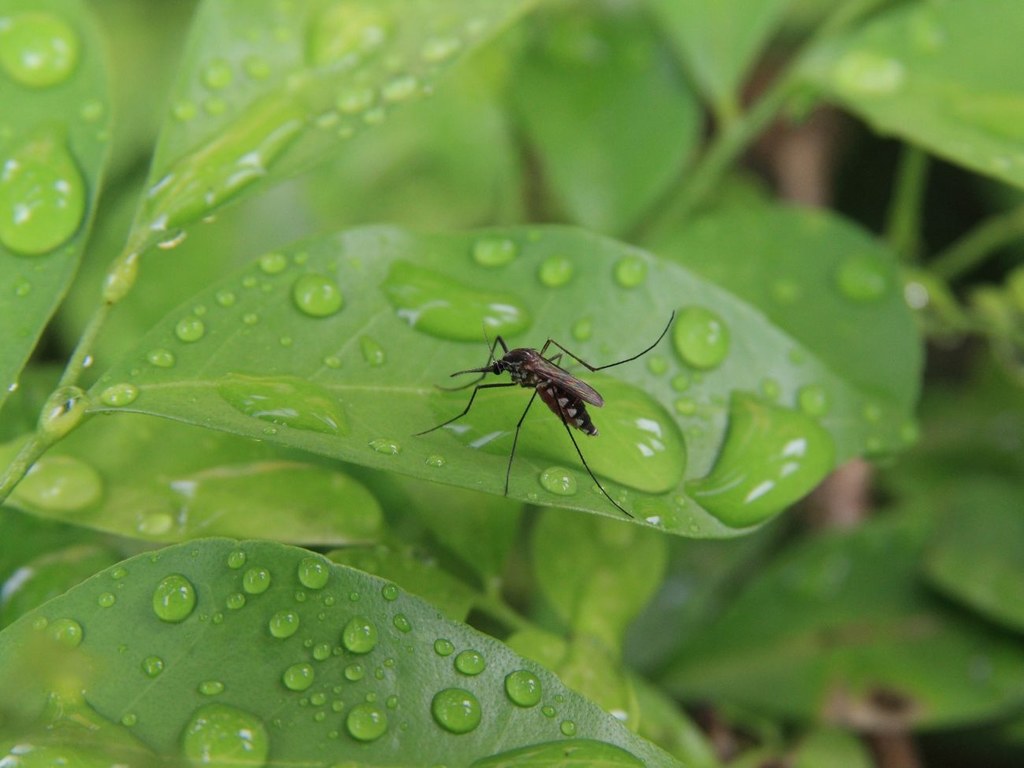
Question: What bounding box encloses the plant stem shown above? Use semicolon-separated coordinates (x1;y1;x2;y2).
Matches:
930;204;1024;281
0;434;50;504
884;145;929;262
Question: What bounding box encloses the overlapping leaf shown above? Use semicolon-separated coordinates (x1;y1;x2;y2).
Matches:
0;0;111;410
0;538;679;766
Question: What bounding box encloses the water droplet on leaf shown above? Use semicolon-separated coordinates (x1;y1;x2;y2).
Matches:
538;256;573;287
454;649;486;676
152;573;197;622
613;256;648;288
471;236;518;267
504;670;541;707
432;688;481;734
0;12;80;87
182;703;269;767
99;382;139;407
14;454;101;513
835;253;889;302
346;702;388;742
218;374;349;435
242;566;271;594
297;556;329;589
268;609;299;639
175;316;206;342
342;616;378;654
292;273;343;317
673;307;729;370
283;662;314;691
539;467;577;497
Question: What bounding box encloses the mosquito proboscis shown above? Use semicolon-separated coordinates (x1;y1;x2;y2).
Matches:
415;312;675;518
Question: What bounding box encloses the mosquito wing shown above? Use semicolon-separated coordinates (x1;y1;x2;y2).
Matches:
532;356;604;407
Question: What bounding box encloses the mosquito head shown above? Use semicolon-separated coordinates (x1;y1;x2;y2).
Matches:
450;360;502;378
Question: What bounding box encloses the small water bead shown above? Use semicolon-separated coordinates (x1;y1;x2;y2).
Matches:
336;85;376;115
268;609;300;639
539;467;577;497
835;253;889;302
99;382;139;407
199;680;225;696
324;354;342;369
393;614;412;633
431;688;482;734
434;638;454;657
646;355;668;376
313;643;332;661
175;316;206;342
142;655;163;679
226;592;246;610
172;100;198;121
342;616;378;654
243;55;271;80
471;236;518;267
346;703;388;742
538;256;574;287
97;592;116;608
202;58;234;90
48;617;83;647
156;229;187;250
770;278;801;304
454;650;486;676
382;74;419;103
122;713;138;727
673;306;730;370
258;251;288;274
797;385;829;416
761;378;781;401
152;574;197;623
674;398;697;416
422;36;462;63
504;670;541;707
0;130;86;255
111;567;128;580
560;720;577;736
613;256;648;288
571;317;592;341
308;3;391;67
542;705;556;718
381;583;399;601
0;12;80;87
360;336;386;366
344;663;365;681
292;273;343;317
425;454;446;468
146;348;176;368
183;704;269;767
283;663;315;691
297;556;330;589
369;437;400;455
242;312;259;325
242;566;271;594
227;550;247;569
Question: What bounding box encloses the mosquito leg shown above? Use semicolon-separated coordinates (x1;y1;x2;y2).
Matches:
539;312;674;371
414;382;517;435
558;417;634;519
505;389;538;496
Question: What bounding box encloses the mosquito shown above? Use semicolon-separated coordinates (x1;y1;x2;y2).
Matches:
415;312;675;518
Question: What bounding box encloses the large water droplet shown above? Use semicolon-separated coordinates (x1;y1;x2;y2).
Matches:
142;656;164;677
342;616;378;654
673;307;729;370
538;466;577;497
144;94;303;232
687;394;835;527
383;261;531;340
182;703;269;767
346;702;388;742
432;688;482;734
242;566;271;594
368;437;400;455
0;12;80;87
308;3;391;68
433;638;454;657
834;253;890;302
0;129;86;255
152;573;197;622
292;273;343;317
13;454;102;513
48;617;83;647
504;670;541;707
218;373;349;435
175;316;206;342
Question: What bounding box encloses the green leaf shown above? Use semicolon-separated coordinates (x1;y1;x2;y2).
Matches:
1;414;381;545
0;0;111;410
0;538;679;766
510;2;700;234
130;0;537;249
799;0;1024;189
923;477;1024;634
792;727;874;768
632;675;720;768
89;225;915;535
531;509;667;651
663;515;1024;728
649;0;793;117
652;206;923;446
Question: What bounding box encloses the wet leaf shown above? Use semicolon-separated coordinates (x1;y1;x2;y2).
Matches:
130;0;537;250
89;225;918;535
0;538;678;766
0;0;111;411
800;0;1024;188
